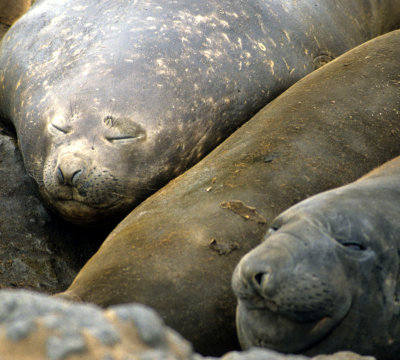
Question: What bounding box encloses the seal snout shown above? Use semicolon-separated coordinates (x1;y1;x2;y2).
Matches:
243;262;277;298
233;242;292;307
55;153;89;191
253;270;273;294
57;165;83;187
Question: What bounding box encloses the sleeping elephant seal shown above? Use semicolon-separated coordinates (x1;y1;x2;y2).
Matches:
58;30;400;355
232;155;400;359
1;0;400;225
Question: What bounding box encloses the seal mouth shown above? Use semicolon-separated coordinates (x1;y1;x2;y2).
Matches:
56;201;121;225
39;180;133;224
237;296;279;313
236;298;351;354
251;315;333;351
47;197;128;226
56;198;122;210
40;185;125;210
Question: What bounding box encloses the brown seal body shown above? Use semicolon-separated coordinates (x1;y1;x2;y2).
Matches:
0;0;32;26
233;156;400;359
1;0;400;225
58;30;400;355
0;0;32;39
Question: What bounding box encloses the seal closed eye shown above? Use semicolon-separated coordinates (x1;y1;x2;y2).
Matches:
103;116;146;144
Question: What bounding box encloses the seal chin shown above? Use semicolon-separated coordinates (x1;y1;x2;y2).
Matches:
52;199;125;226
236;299;351;353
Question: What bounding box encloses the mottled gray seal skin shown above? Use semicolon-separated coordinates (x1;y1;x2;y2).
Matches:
1;0;400;225
58;30;400;356
233;156;400;359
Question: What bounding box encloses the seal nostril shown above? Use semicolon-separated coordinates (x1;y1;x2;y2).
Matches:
56;163;84;187
254;272;264;287
56;167;65;185
71;169;82;187
252;270;276;295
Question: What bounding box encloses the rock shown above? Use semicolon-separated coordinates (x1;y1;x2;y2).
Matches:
0;289;194;360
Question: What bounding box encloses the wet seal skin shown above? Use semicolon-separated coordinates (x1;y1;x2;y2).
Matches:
57;30;400;356
1;0;400;225
233;156;400;360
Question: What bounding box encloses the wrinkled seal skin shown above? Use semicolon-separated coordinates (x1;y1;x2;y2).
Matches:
58;30;400;355
1;0;400;225
233;156;400;360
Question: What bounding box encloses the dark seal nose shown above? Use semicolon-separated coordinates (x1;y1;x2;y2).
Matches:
235;241;293;299
242;262;277;297
56;156;87;187
57;167;83;186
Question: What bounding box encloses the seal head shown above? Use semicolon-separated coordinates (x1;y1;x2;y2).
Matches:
232;176;400;356
39;110;149;225
22;86;184;226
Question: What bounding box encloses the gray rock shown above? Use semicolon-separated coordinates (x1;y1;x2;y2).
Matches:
0;289;194;360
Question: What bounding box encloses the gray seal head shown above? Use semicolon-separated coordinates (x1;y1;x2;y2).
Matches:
232;157;400;359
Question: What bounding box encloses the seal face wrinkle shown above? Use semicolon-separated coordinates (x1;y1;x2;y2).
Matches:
1;0;399;225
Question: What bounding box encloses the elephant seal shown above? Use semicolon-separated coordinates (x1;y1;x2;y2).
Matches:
232;156;400;359
58;30;400;355
1;0;400;225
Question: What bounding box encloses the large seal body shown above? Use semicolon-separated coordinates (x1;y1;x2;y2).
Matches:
233;156;400;359
58;30;400;355
1;0;400;225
